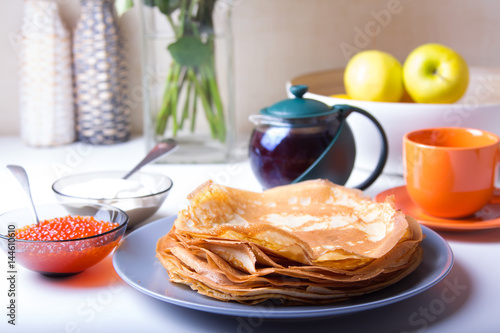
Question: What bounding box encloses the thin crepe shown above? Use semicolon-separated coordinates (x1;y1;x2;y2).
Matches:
157;179;424;305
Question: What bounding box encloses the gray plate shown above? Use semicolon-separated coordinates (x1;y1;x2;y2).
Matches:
112;216;454;319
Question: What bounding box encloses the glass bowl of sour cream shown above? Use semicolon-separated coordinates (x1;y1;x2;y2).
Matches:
52;171;173;228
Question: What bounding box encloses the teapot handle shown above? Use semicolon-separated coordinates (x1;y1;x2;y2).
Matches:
334;104;389;190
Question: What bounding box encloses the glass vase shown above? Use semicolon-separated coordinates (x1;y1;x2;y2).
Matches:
73;0;131;144
18;0;75;147
139;0;237;163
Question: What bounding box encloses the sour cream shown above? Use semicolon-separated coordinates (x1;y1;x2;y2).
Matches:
61;178;152;199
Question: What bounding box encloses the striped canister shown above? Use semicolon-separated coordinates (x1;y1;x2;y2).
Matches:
73;0;130;144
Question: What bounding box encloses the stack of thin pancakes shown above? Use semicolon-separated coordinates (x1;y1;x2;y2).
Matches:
156;179;424;305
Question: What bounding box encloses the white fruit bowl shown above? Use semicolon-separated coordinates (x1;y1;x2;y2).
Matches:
287;67;500;175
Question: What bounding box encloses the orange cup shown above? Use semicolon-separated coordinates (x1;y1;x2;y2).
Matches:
403;127;500;218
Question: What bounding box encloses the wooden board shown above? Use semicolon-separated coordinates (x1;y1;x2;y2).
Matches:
290;67;500;104
290;69;346;96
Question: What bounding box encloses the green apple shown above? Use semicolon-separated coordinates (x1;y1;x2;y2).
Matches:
344;50;404;102
403;43;469;103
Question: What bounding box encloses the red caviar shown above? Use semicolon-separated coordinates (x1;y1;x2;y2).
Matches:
16;215;119;241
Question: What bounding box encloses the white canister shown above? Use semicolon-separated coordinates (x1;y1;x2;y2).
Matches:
18;0;75;147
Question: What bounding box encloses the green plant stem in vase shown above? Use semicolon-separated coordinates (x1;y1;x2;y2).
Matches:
118;0;235;163
116;0;235;163
155;2;226;140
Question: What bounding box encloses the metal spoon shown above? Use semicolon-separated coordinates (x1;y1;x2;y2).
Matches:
6;165;40;225
122;139;178;180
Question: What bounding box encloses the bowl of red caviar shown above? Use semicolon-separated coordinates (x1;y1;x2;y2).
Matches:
0;203;128;277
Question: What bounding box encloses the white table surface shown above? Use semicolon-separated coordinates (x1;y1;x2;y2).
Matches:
0;136;499;333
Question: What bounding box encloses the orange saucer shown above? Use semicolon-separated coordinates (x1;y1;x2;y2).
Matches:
375;186;500;231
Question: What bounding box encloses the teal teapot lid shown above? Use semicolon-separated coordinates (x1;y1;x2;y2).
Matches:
260;85;335;118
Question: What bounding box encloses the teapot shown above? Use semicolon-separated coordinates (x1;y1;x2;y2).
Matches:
249;85;388;189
